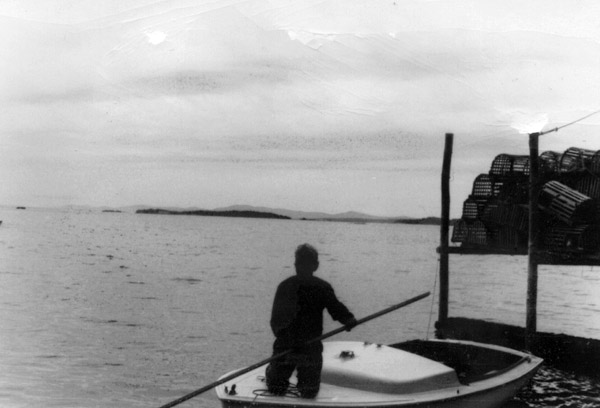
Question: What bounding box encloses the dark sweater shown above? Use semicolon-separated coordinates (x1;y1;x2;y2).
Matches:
270;274;354;349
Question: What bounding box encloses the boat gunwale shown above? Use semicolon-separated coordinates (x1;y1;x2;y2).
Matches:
460;354;533;384
389;338;540;385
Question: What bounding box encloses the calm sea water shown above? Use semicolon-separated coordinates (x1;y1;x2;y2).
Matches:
0;208;598;408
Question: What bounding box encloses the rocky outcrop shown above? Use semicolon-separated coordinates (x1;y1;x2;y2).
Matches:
136;208;290;220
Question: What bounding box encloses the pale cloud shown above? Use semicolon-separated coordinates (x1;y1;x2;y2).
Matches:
1;0;600;216
145;30;166;45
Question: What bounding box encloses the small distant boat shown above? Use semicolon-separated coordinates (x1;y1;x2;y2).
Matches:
216;339;542;408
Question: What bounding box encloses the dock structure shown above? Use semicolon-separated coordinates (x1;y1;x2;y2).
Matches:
436;133;600;379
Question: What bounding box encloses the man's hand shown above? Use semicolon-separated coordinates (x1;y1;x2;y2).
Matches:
344;317;358;331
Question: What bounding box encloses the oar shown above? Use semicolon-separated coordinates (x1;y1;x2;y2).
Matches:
157;291;430;408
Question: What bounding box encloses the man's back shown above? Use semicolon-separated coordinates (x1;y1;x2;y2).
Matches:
271;274;354;347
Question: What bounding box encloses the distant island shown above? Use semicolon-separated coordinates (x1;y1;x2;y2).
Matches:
136;208;291;220
395;217;446;225
134;207;449;225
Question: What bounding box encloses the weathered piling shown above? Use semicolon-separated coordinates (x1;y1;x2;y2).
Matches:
527;132;540;349
439;133;453;324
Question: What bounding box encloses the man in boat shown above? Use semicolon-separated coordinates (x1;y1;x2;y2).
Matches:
266;243;357;399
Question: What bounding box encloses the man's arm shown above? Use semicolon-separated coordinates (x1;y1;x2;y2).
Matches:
323;285;355;327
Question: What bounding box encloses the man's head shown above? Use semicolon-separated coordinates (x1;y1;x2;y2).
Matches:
294;243;319;275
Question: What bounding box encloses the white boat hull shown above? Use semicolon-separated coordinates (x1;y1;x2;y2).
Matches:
216;340;542;408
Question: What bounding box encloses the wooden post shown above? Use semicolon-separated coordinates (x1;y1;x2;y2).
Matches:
526;133;540;350
439;133;453;323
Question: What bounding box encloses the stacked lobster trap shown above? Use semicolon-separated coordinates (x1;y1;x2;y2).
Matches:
452;147;600;257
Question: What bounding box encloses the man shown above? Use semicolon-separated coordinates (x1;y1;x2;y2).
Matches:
266;243;357;398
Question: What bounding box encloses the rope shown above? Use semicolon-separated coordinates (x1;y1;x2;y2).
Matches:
426;260;439;339
451;109;600;157
252;388;302;398
536;109;600;136
251;376;302;399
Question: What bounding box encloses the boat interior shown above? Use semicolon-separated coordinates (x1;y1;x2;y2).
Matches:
390;340;528;385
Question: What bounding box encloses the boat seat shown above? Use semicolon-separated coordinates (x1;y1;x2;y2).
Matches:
321;341;460;394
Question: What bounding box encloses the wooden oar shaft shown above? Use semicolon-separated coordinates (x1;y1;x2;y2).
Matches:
306;291;431;346
157;350;290;408
157;291;430;408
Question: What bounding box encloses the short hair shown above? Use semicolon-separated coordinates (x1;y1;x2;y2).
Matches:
295;243;319;266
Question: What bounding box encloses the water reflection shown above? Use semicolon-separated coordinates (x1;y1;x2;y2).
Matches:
1;209;599;408
513;366;600;407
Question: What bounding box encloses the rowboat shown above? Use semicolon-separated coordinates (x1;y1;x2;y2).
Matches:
216;339;542;408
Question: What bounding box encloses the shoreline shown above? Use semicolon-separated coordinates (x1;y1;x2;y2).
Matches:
135;207;453;225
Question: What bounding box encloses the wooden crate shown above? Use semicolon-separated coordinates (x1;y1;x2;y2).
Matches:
591;151;600;174
451;219;469;243
488;227;527;251
542;224;600;252
497;179;529;204
505;204;529;231
461;196;488;221
480;201;528;231
575;174;600;199
539;151;562;175
479;199;502;227
471;174;504;198
489;154;530;177
559;147;596;173
539;181;595;225
451;219;490;246
465;220;489;246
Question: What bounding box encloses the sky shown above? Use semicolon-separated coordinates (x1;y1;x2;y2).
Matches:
1;0;600;218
